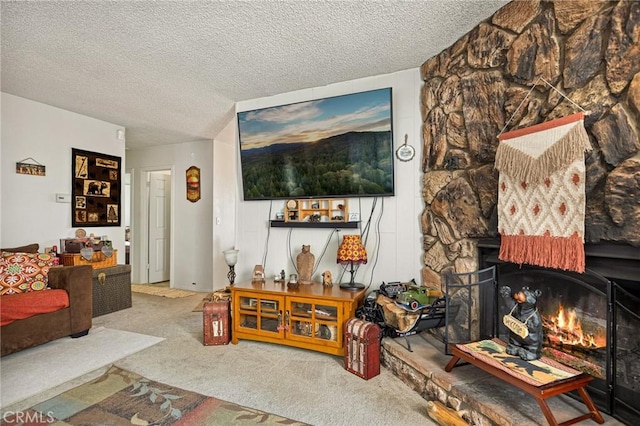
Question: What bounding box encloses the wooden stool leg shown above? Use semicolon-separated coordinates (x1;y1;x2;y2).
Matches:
444;355;461;372
535;397;559;426
576;387;604;424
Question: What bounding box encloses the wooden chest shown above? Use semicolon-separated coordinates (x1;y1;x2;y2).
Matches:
203;301;231;345
92;265;132;317
344;317;381;380
61;250;118;269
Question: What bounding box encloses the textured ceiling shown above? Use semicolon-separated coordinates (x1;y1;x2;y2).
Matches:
1;1;508;150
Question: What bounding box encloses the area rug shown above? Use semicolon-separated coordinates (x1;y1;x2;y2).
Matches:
0;327;164;409
3;365;307;425
131;284;198;298
495;112;591;273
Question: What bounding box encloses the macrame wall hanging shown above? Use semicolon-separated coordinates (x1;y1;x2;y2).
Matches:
494;78;591;273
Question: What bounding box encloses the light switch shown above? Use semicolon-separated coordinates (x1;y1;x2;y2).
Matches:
56;194;71;203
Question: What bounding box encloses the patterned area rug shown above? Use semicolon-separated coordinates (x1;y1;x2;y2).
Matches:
131;284;198;298
3;365;307;425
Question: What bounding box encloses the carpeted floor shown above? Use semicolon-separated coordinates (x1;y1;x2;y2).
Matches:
192;293;214;312
5;365;307;425
2;291;435;425
92;291;435;425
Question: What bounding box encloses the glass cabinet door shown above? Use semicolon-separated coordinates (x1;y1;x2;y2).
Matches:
287;297;341;348
237;292;284;337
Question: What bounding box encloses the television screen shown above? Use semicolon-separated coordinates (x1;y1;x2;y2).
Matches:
237;88;395;201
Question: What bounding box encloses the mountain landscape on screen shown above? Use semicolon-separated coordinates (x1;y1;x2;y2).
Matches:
237;88;395;200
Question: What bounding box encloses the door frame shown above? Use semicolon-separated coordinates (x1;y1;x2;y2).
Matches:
135;165;175;286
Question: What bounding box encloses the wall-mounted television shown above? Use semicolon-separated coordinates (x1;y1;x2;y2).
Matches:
237;87;395;201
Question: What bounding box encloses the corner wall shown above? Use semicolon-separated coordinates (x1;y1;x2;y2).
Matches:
1;93;126;255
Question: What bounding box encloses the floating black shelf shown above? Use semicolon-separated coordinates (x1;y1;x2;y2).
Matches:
270;220;358;229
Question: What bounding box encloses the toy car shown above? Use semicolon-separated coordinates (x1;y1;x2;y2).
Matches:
395;285;443;312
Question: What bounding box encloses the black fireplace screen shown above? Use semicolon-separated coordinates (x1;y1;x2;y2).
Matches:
488;262;640;425
614;280;640;424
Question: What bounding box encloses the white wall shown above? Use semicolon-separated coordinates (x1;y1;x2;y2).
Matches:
213;119;239;287
1;93;126;256
125;140;214;291
232;69;423;290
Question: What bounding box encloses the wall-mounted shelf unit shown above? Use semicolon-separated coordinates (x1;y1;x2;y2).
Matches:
285;198;348;223
270;220;358;229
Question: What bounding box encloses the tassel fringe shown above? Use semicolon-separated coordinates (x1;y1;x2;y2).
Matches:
495;123;591;185
499;232;585;273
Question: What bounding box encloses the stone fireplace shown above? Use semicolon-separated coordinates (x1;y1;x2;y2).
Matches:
417;0;640;424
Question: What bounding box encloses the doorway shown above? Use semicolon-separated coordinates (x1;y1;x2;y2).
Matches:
124;173;131;264
147;170;171;283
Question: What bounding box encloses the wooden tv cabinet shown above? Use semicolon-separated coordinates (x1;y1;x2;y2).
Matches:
229;280;365;356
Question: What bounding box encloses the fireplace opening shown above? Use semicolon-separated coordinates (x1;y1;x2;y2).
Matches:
478;239;640;425
496;266;609;380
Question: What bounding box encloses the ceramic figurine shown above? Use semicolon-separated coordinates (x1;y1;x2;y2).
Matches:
500;285;543;361
251;265;265;283
322;270;333;287
287;273;299;289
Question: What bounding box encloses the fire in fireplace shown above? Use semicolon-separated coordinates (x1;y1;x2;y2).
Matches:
543;302;607;349
542;302;607;379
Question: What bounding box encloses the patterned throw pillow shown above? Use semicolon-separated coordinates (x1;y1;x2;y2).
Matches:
0;252;57;295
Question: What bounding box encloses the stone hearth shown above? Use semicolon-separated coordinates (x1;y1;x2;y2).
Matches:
381;334;625;425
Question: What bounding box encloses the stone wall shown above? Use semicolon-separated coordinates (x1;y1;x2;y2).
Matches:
420;0;640;283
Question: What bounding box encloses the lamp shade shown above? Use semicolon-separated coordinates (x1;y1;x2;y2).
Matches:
337;235;367;264
223;249;239;266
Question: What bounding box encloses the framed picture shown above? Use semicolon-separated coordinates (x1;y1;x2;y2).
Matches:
72;148;121;227
186;165;201;202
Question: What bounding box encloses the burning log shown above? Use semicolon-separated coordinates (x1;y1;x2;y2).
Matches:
544;322;586;345
542;304;605;350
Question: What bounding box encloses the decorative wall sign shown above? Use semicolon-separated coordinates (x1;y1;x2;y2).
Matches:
186;166;201;202
395;134;415;162
16;157;46;176
72;148;121;227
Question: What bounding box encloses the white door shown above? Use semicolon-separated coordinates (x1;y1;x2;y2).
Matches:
148;172;171;283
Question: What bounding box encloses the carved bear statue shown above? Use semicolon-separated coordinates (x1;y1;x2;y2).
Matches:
500;285;543;361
